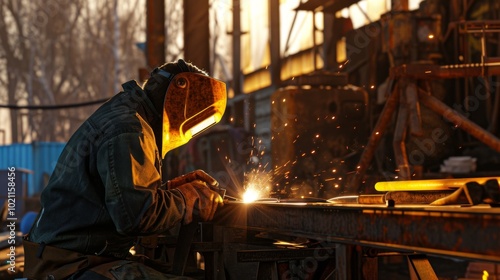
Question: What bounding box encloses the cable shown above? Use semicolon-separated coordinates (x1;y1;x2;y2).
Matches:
0;97;109;110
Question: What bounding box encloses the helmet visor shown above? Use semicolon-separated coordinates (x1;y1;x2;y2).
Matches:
162;72;227;157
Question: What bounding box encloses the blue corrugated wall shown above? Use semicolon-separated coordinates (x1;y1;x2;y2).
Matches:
0;142;65;196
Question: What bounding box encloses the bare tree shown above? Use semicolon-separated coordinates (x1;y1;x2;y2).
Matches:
0;0;145;143
0;0;30;143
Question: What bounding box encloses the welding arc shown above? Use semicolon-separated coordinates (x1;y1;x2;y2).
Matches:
0;98;109;110
375;177;500;191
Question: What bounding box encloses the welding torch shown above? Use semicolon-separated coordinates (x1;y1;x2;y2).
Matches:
166;169;239;204
208;185;244;204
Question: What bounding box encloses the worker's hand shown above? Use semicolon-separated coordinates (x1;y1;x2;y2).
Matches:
176;180;224;224
167;170;219;190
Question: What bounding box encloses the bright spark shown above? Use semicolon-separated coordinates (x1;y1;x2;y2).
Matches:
242;169;272;203
242;186;260;203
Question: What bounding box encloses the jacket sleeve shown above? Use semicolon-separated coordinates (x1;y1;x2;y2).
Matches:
96;131;186;235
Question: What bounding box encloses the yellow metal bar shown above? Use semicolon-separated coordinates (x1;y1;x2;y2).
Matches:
375;177;500;191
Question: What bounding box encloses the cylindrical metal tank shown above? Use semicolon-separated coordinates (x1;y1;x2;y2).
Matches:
271;83;369;199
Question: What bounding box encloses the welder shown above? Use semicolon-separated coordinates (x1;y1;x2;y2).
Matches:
23;59;227;279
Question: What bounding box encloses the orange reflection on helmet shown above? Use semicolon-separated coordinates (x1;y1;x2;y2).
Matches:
162;72;227;157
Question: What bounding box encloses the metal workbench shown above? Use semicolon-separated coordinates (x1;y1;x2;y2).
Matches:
202;202;500;279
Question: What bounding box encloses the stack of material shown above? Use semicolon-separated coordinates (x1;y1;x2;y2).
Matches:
440;156;477;174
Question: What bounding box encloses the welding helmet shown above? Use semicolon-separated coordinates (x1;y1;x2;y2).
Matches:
150;60;227;158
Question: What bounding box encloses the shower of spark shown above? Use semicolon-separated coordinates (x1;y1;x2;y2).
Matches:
215;132;283;201
242;168;272;203
214;115;363;201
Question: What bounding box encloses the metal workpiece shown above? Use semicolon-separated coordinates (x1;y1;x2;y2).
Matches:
219;202;500;263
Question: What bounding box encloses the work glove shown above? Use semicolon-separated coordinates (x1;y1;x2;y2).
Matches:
167;169;219;190
168;170;223;224
431;179;500;206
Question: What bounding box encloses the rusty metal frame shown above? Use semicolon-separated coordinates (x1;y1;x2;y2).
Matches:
348;61;500;191
347;19;500;191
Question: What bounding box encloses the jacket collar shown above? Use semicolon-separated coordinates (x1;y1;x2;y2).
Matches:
122;80;162;123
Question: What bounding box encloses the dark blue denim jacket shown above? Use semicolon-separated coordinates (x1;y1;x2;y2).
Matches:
28;81;186;258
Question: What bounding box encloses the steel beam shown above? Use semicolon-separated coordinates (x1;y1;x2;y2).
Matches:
146;0;165;68
390;63;500;79
348;79;399;191
218;202;500;263
407;254;439;280
417;89;500;152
